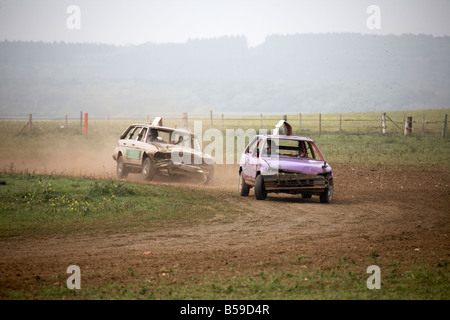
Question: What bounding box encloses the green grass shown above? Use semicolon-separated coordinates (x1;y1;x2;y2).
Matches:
0;172;239;237
2;108;448;137
114;264;446;300
313;134;450;168
5;252;448;300
207;108;450;136
214;133;450;168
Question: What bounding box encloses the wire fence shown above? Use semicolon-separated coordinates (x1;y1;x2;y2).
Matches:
0;110;448;138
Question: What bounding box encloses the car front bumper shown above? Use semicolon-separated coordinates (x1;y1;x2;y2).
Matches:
262;171;327;193
154;159;213;180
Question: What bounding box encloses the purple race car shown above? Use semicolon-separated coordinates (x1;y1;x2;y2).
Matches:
238;121;333;203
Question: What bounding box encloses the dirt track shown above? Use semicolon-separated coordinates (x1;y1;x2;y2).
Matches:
1;160;449;295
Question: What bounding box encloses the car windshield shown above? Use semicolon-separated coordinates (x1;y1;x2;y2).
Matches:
169;130;202;151
262;138;323;161
146;129;170;144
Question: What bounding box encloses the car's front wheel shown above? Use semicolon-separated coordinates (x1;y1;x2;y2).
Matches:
142;157;155;181
238;171;250;196
255;174;267;200
116;155;128;179
319;180;333;203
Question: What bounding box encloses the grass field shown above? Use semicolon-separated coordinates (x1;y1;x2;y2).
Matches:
2;108;449;136
0;172;240;238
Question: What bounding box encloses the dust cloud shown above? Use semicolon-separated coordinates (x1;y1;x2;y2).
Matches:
0;137;117;179
0;136;239;190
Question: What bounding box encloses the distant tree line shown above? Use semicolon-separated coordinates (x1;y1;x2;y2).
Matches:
0;34;449;118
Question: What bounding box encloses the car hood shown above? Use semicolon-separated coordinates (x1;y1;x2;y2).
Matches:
152;143;214;164
262;157;331;175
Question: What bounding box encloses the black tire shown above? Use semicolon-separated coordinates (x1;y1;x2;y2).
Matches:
142;157;155;181
238;171;250;196
255;174;267;200
116;155;128;179
320;180;334;203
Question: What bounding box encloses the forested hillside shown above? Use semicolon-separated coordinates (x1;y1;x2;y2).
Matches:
1;33;449;118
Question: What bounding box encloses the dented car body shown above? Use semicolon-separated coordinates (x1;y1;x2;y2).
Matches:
238;123;333;202
112;121;214;183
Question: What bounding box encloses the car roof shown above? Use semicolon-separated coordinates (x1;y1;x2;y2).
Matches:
129;123;193;135
260;134;314;142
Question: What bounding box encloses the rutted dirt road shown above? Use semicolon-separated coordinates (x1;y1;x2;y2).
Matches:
0;161;449;295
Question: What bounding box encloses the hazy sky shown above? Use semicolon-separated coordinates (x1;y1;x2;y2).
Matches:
1;0;449;47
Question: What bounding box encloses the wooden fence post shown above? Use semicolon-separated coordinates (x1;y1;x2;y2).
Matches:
404;116;412;136
84;113;88;135
381;113;386;134
19;114;33;133
422;115;425;136
221;113;224;130
319;113;321;135
210;110;213;128
182;112;189;129
299;113;302;131
260;113;263;129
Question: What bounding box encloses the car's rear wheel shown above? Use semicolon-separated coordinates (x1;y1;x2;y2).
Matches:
142;157;155;181
205;166;215;185
320;180;333;203
255;174;267;200
238;171;250;196
116;155;128;179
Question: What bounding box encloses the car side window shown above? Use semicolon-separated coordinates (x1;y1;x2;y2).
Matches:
250;139;261;158
120;126;134;140
246;137;258;154
137;128;147;142
299;141;308;158
263;139;279;157
307;141;316;159
128;127;141;140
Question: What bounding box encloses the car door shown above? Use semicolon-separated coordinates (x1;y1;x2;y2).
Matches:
242;136;261;183
132;127;148;161
123;126;143;165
